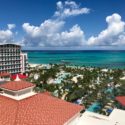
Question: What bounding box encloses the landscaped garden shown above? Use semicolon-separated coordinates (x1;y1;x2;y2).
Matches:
27;64;125;115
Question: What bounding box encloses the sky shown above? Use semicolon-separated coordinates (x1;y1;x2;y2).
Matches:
0;0;125;50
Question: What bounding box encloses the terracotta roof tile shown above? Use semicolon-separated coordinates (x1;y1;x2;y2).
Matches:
116;96;125;106
43;91;52;96
0;93;83;125
0;72;10;77
0;81;35;91
11;74;28;80
0;96;17;125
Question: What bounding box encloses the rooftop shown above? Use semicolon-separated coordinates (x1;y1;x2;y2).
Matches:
11;74;28;80
74;111;110;125
0;81;35;91
0;93;83;125
0;72;10;77
74;109;125;125
116;96;125;106
0;43;21;47
109;109;125;124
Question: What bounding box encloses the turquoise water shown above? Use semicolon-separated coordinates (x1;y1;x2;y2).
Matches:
54;73;71;84
24;50;125;69
87;102;101;112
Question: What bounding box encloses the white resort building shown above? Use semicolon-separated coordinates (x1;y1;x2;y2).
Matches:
71;109;125;125
0;44;28;74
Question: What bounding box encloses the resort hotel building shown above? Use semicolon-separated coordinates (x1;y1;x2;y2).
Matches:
0;77;84;125
0;44;28;74
0;76;125;125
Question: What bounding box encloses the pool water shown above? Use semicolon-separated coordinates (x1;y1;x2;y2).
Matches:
54;73;71;84
87;102;101;112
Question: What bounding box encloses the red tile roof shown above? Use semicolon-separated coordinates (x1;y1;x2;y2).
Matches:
0;72;10;77
43;91;52;96
116;96;125;106
0;93;83;125
0;81;35;91
11;74;28;80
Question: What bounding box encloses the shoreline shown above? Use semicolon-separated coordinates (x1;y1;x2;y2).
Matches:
27;50;125;69
29;63;115;71
29;63;125;70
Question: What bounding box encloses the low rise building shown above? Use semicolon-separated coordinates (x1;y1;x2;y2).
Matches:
70;109;125;125
0;72;10;82
0;79;84;125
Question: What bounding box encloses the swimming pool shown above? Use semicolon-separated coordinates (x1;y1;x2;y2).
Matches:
87;102;101;112
54;73;71;84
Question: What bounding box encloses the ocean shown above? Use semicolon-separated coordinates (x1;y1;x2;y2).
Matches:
23;50;125;69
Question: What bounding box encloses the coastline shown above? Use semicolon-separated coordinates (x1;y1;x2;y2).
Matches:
29;63;110;72
27;50;125;69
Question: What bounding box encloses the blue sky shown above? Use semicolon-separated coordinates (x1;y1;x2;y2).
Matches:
0;0;125;50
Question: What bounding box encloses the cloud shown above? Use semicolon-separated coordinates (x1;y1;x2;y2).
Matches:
88;13;125;46
0;25;15;43
22;9;125;48
22;19;65;46
58;24;85;46
22;0;89;47
22;19;85;47
7;24;16;30
20;0;125;48
21;1;125;48
54;0;90;19
1;0;125;49
22;19;65;37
